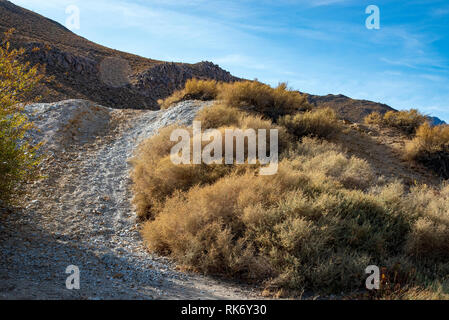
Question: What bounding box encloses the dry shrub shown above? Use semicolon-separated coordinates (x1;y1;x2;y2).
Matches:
195;103;292;153
133;98;449;297
159;79;311;120
140;135;434;294
142;165;415;293
289;138;375;190
364;109;427;135
383;109;427;135
218;81;311;119
405;184;449;261
385;282;449;300
406;123;449;156
158;79;220;109
195;104;242;129
130;125;234;219
405;123;449;178
278;107;341;139
131;112;289;219
364;112;383;125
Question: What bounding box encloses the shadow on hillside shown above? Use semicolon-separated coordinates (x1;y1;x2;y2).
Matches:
334;124;441;188
0;208;254;300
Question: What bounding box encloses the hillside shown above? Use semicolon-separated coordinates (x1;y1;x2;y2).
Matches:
0;0;238;109
305;93;395;123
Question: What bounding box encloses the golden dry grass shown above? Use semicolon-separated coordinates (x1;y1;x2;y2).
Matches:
135;130;449;296
158;79;220;109
158;79;311;119
364;109;427;135
217;81;311;119
404;123;449;179
278;107;341;139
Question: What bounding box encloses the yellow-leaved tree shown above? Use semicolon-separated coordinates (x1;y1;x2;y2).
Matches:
0;29;45;205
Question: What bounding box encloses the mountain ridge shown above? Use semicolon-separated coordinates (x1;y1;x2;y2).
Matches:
0;0;238;109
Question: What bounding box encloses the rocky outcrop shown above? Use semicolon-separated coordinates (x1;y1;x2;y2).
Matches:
20;42;238;110
18;42;238;110
133;61;239;101
24;42;98;75
1;0;239;110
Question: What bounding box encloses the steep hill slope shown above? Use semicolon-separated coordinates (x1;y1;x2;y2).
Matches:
0;0;237;109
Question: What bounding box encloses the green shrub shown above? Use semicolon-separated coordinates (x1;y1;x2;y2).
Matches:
0;29;44;205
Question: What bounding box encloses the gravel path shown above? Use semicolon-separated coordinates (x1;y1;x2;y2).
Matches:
0;100;261;300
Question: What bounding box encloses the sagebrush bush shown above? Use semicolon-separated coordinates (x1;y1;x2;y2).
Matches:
405;123;449;156
0;29;44;205
365;109;427;135
404;123;449;178
218;81;311;119
131;111;290;219
141;148;417;293
158;79;220;109
133;76;449;298
130;125;235;219
159;79;311;120
405;184;449;261
364;111;383;125
278;107;341;139
194;104;242;129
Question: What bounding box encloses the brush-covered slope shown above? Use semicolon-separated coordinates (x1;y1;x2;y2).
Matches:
304;93;395;123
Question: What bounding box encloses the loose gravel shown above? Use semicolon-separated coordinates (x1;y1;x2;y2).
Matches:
0;100;261;300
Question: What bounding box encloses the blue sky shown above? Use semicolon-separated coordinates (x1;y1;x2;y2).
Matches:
11;0;449;121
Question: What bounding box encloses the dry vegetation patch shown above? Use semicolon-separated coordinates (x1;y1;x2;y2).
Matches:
132;81;449;298
364;109;427;135
279;107;340;139
158;79;220;109
158;79;311;120
404;123;449;179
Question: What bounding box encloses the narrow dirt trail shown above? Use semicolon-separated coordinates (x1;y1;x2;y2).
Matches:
0;100;261;300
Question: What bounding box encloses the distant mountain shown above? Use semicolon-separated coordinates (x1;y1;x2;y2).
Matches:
428;116;446;126
0;0;238;109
